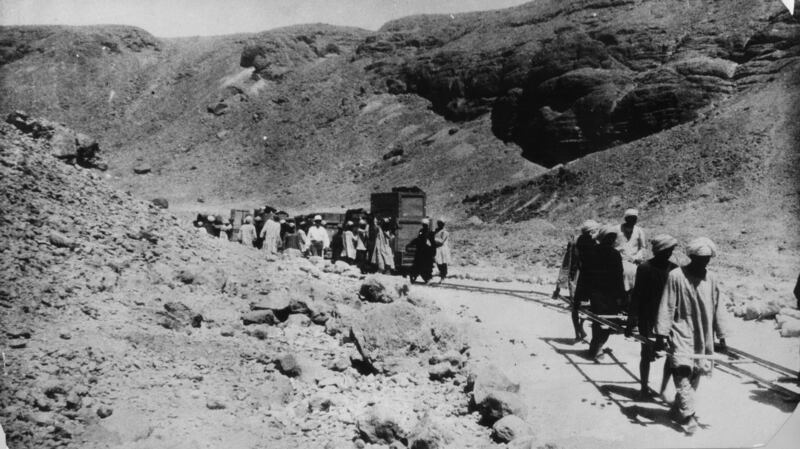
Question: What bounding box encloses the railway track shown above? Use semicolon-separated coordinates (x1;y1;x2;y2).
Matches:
425;281;800;401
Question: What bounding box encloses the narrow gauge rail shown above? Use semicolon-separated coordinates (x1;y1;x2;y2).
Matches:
426;281;800;401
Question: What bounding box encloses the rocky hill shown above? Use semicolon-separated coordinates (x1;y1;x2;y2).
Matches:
1;0;796;221
1;117;548;449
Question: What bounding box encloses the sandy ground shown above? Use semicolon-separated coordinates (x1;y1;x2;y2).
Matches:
414;279;800;449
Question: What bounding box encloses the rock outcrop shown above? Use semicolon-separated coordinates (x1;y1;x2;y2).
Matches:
357;0;798;166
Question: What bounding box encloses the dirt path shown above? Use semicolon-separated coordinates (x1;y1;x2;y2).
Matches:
414;280;799;449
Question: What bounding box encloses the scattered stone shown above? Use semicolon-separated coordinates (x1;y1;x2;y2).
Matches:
159;302;203;329
97;407;113;418
242;310;278;326
283;313;312;327
151;198;169;209
478;390;528;421
408;414;452;449
133;164;151;174
275;354;302;377
59;332;71;340
328;356;351;372
49;231;75;248
356;402;415;445
359;275;409;303
428;363;456;381
206;398;227;410
492;415;532;443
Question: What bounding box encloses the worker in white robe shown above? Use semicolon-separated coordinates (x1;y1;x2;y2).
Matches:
259;213;282;254
654;237;729;435
238;216;257;247
616;208;646;293
433;218;452;282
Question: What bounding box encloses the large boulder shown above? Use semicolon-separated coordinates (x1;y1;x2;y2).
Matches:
158;302;202;329
408;414;453;449
5;111;104;169
478;390;528;421
241;310;278;326
175;265;228;292
274;354;302;377
348;302;463;373
356;401;416;445
251;290;292;315
359;275;410;303
468;363;520;404
492;415;532;443
468;364;526;421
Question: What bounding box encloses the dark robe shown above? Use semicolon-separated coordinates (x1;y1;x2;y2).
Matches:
411;227;436;281
575;244;626;315
627;258;678;337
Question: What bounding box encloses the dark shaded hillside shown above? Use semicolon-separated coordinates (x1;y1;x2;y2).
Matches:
357;0;798;166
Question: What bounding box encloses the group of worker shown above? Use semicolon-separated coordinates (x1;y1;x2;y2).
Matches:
194;211;452;279
563;208;728;435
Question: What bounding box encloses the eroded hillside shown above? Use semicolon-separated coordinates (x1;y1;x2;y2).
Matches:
1;0;796;220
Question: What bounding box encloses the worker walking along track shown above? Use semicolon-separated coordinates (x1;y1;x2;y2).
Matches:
426;281;800;401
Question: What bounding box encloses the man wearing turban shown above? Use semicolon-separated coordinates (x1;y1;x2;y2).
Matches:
615;208;647;294
410;218;436;283
655;237;729;435
555;219;600;342
626;234;678;400
574;224;626;361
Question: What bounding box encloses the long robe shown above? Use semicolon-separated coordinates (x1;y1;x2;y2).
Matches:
434;229;451;265
341;230;357;260
260;220;282;253
411;227;436;281
297;229;308;252
616;224;646;291
574;244;625;315
371;229;394;271
655;267;729;373
239;223;257;247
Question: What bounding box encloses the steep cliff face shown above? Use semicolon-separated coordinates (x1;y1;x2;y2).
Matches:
357;0;799;166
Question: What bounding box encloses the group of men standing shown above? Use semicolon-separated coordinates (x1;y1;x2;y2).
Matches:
567;208;728;435
202;211;452;279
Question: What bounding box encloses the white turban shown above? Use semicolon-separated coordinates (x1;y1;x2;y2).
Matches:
421;218;430;225
686;237;717;257
244;216;253;224
651;234;678;254
596;224;619;241
624;208;639;218
580;219;600;235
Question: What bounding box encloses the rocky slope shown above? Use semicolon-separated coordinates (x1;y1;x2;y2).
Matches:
0;119;551;449
360;0;797;166
0;23;543;217
1;0;796;219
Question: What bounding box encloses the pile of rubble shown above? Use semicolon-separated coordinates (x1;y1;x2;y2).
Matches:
0;116;554;448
